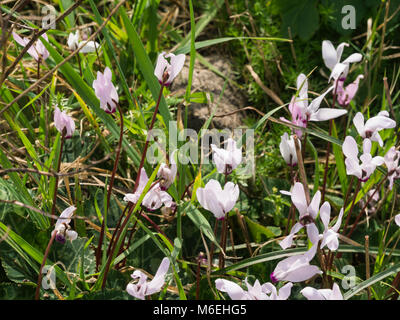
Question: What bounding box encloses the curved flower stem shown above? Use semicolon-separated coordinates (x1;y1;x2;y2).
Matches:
132;84;165;193
102;203;135;289
96;102;124;269
321;81;339;203
50;133;66;225
102;84;165;288
105;204;129;257
35;231;56;300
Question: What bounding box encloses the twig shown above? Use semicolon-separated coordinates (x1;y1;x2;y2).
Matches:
245;64;284;106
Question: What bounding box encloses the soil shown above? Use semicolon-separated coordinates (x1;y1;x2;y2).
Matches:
172;54;247;131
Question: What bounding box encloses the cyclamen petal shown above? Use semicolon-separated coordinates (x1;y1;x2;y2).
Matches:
196;180;239;220
353;111;396;147
53;206;77;243
337;75;364;106
301;283;343;300
92;67;119;113
13;31;50;61
67;31;80;50
343;136;383;181
54;106;75;138
215;279;249;300
322;40;362;81
154;52;185;86
395;214;400;227
126;258;170;300
211;138;242;174
279;133;298;166
271;244;322;283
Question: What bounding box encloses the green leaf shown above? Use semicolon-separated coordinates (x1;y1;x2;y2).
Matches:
275;0;320;40
184;203;222;250
0;283;35;300
344;262;400;300
244;216;282;242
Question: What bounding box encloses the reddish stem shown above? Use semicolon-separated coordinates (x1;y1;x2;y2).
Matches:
35;231;56;300
96;102;124;269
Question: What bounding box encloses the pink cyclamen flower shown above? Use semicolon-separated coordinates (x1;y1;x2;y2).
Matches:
92;67;119;113
279;132;298;166
320;204;344;251
196;179;239;220
157;153;177;191
322;40;362;82
353;111;396;147
301;283;343;300
270;244;322;283
384;147;400;190
52;206;78;244
215;278;292;300
279;183;321;249
126;257;170;300
211;138;242;175
280;74;347;137
336;75;364;106
154;52;185;86
342;136;384;182
12;31;49;61
124;169;174;211
54;106;75;138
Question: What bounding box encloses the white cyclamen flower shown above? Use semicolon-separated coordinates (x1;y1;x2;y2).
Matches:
53;206;78;244
280;132;298;166
279;182;321;249
211;138;242;175
126;257;170;300
353;111;396;147
154;52;185;86
301;283;343;300
320;204;344;251
215;278;292;300
322;40;362;81
384;147;400;190
342;137;384;182
270;244;322;283
196;179;239;220
124;169;174;211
